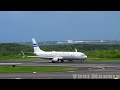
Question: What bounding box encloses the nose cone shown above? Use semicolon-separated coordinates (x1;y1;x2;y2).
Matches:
84;55;87;59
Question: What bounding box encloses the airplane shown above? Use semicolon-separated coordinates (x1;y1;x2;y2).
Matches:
22;38;87;63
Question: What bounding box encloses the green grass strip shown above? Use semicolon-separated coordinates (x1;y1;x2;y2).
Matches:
0;66;77;72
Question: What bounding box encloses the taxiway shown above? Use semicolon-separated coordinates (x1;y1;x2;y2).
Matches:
0;60;120;79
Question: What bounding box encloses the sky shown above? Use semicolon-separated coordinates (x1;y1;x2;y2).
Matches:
0;11;120;42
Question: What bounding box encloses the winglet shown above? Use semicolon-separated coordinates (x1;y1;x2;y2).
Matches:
21;51;25;58
75;48;77;52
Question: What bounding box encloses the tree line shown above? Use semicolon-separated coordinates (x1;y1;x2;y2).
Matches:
0;43;120;58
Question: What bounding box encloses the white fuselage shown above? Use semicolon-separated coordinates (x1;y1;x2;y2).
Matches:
34;51;87;60
31;38;87;63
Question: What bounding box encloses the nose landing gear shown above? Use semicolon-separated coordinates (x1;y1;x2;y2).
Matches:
80;59;84;63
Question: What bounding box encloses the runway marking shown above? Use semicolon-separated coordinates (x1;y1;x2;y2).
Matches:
33;72;36;74
67;71;75;72
14;78;22;79
114;77;119;79
0;63;22;65
97;66;106;70
88;66;106;71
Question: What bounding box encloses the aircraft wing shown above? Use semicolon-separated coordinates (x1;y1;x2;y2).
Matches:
26;56;54;59
27;56;51;58
27;56;44;57
27;56;63;61
21;51;53;59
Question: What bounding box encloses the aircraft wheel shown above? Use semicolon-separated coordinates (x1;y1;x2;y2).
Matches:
52;61;55;63
80;60;84;63
61;60;64;62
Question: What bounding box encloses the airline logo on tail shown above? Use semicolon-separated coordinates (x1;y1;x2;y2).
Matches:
32;38;38;47
33;44;39;47
32;38;44;52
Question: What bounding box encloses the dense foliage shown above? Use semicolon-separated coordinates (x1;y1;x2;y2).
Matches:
0;43;33;56
1;43;120;58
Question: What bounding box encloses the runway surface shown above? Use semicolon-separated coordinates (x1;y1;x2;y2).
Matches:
0;60;120;79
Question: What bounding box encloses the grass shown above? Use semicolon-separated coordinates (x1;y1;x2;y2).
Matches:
1;56;120;62
86;58;120;62
0;66;77;72
0;56;44;60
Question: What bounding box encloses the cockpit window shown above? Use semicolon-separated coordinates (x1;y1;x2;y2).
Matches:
81;53;85;56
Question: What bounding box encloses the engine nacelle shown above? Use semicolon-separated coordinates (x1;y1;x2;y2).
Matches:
52;57;59;61
52;57;59;63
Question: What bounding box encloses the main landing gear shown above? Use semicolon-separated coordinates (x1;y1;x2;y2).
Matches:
80;59;84;63
52;59;64;63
